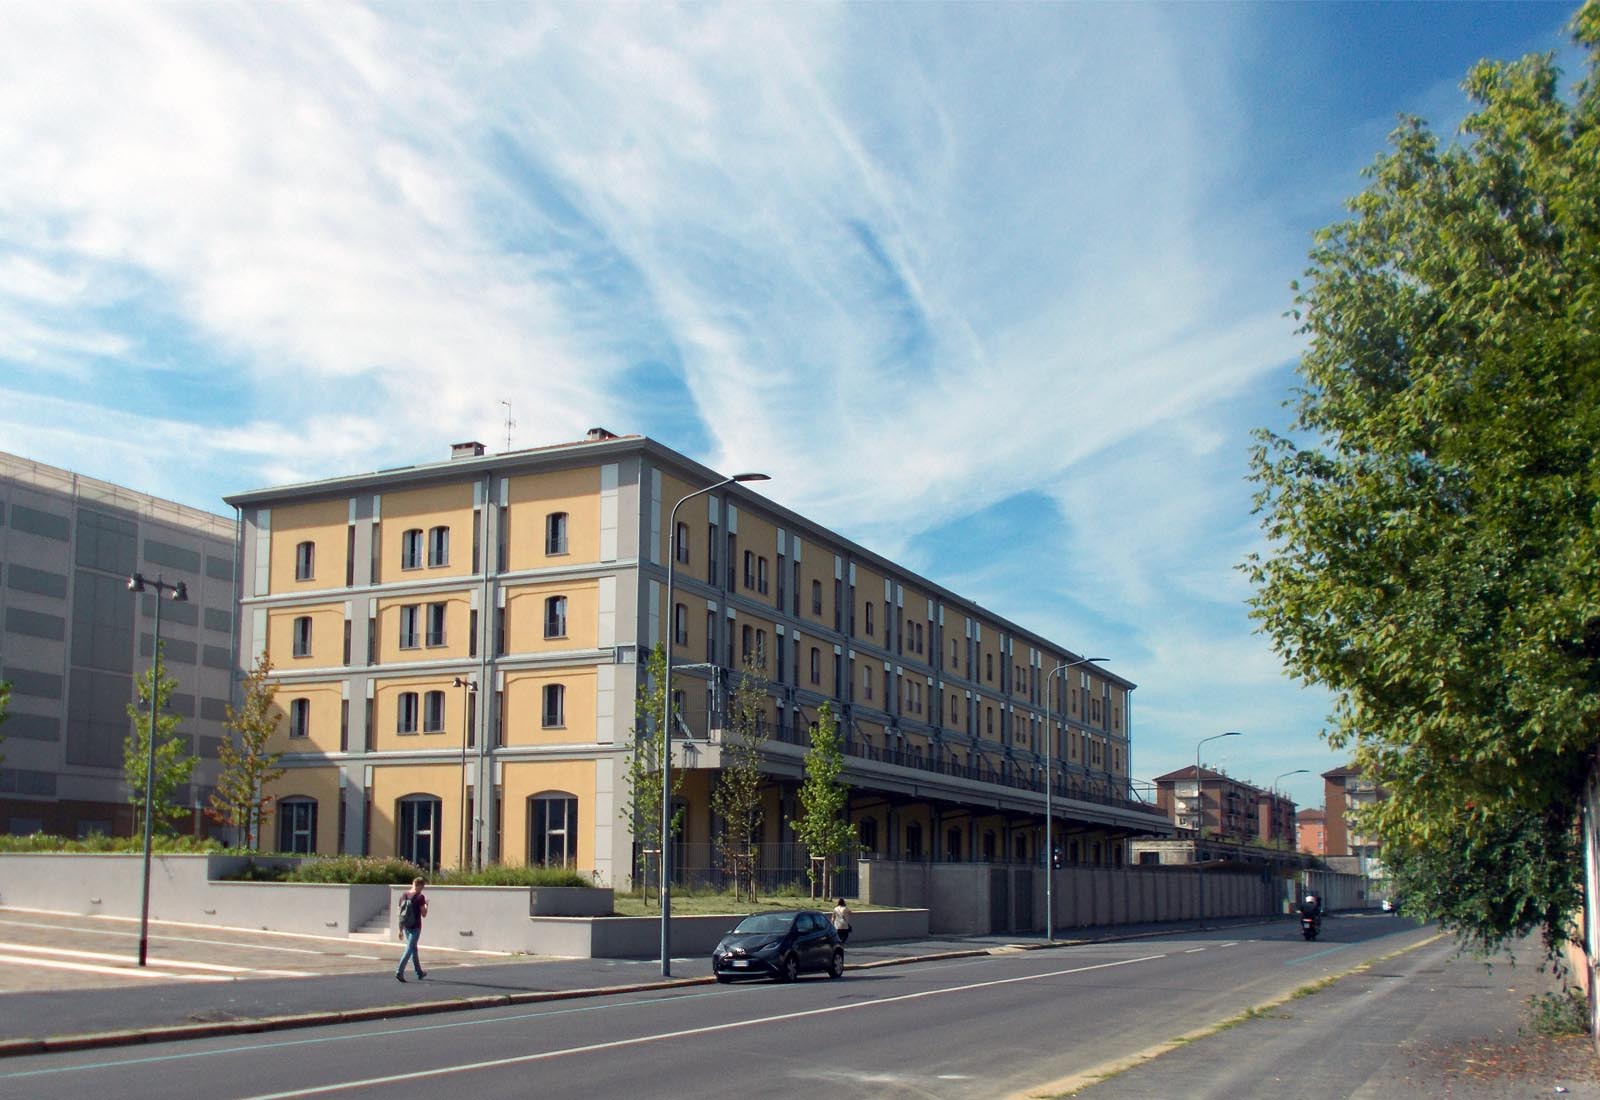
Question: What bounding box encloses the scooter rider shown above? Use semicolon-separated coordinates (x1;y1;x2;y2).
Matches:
1298;891;1323;931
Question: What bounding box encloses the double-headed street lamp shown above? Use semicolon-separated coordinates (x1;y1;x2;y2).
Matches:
1269;768;1309;847
127;572;187;967
453;677;478;870
1194;730;1242;919
1041;655;1106;943
661;471;769;978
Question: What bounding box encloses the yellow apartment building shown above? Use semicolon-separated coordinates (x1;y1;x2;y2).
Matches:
224;430;1169;886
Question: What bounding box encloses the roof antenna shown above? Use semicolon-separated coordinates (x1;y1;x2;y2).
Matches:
499;400;515;451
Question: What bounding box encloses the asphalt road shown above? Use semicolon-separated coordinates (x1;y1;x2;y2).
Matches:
0;915;1439;1100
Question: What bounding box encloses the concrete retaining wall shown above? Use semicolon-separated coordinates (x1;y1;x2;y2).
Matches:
864;860;1277;935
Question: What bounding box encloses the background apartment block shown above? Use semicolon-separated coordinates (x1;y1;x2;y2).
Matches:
226;431;1166;888
1153;766;1298;849
0;452;237;838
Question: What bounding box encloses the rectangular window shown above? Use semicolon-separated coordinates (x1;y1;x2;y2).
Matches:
295;541;315;581
810;647;821;685
706;610;716;663
674;522;690;564
726;534;737;589
428;525;450;567
401;528;424;570
743;550;755;590
674;603;688;647
811;580;822;616
542;683;565;728
757;556;768;595
288;698;310;738
293;616;312;658
546;512;569;556
397;691;419;734
426;601;447;647
278;801;317;855
399;604;420;649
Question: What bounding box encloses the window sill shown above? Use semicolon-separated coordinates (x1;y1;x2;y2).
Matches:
541;724;567;731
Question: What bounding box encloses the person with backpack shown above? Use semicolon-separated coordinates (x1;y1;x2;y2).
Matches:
395;877;428;981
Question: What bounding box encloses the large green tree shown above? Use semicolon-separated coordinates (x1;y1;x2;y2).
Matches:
791;702;855;899
124;646;198;835
619;645;686;895
1246;6;1600;956
711;657;770;902
209;654;286;850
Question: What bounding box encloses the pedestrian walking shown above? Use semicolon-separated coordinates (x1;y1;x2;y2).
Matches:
395;877;428;981
831;897;853;943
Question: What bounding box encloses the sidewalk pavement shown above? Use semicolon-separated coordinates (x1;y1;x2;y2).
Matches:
0;913;1273;1058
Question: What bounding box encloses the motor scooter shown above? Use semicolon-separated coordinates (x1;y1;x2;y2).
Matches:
1300;912;1320;941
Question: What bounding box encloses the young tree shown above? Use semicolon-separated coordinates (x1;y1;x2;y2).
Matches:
124;646;198;836
209;654;286;850
790;702;855;899
618;645;685;896
1246;9;1600;956
711;657;770;902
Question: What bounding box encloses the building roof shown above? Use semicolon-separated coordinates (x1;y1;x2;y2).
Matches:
1322;763;1363;779
1297;809;1326;823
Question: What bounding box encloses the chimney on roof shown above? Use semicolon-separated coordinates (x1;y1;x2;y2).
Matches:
585;427;618;442
451;441;486;460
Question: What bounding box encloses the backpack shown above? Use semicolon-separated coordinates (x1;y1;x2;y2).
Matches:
398;892;420;931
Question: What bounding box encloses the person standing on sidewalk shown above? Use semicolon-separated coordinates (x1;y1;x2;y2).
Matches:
831;898;853;943
395;877;428;982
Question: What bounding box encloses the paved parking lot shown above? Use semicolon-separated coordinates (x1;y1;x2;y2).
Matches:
0;908;513;993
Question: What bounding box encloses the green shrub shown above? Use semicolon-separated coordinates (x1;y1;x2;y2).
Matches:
284;856;425;884
1527;987;1590;1037
433;865;595;888
226;860;290;882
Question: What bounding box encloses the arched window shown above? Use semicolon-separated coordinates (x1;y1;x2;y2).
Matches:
294;540;315;581
401;528;424;570
277;797;317;854
397;795;442;870
428;525;450;567
544;595;567;638
288;698;310;738
546;512;569;556
423;690;446;732
542;683;565;728
529;792;578;866
396;691;419;734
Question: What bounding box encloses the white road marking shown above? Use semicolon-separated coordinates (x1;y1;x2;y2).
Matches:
236;953;1170;1100
1219;942;1239;948
1183;948;1206;954
0;953;232;982
0;941;313;976
0;917;333;956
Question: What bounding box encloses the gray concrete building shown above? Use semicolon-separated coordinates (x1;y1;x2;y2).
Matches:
0;452;237;838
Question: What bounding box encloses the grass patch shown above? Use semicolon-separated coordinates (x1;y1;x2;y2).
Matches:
0;833;226;854
1526;987;1589;1037
611;888;861;917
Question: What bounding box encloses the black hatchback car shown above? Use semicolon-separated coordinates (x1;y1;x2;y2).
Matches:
711;909;845;983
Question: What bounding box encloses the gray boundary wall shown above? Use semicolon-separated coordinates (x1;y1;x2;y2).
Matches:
859;860;1278;935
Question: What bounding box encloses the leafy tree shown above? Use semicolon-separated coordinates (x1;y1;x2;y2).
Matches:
791;702;855;899
712;657;770;902
209;654;286;850
124;645;198;836
1245;8;1600;956
618;645;685;896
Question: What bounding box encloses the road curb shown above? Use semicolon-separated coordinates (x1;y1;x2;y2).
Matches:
0;916;1287;1059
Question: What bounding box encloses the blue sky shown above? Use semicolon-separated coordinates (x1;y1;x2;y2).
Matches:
0;1;1578;814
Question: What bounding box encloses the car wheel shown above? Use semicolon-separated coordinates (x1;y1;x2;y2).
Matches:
777;953;799;983
715;974;734;984
828;949;844;979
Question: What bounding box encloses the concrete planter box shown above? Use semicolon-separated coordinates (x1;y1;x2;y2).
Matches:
389;885;616;951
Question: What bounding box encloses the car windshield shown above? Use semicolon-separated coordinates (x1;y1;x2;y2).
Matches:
733;913;794;935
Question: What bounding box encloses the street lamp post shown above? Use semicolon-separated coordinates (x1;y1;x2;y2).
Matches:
1269;768;1309;847
453;677;478;870
661;471;769;978
1193;731;1242;921
1041;655;1106;943
126;572;187;968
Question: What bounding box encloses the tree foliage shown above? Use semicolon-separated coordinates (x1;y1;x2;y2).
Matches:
712;656;770;902
791;702;855;898
619;645;686;894
209;654;286;850
124;646;198;836
1246;7;1600;956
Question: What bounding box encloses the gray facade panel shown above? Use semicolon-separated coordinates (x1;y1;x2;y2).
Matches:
9;504;69;541
71;570;134;673
5;606;66;641
3;667;63;699
144;538;201;574
4;712;60;741
6;563;68;599
66;669;133;768
75;507;137;575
